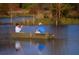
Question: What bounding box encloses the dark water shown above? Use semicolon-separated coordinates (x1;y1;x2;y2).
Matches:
0;17;79;55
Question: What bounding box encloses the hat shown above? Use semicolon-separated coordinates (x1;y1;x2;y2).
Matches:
39;22;42;25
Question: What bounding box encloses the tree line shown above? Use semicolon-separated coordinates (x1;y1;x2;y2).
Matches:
0;3;79;18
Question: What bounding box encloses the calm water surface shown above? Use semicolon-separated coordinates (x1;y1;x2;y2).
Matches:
0;17;79;55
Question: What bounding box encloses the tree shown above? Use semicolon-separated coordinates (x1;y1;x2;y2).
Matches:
0;4;9;15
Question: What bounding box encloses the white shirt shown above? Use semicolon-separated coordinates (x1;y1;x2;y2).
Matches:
15;26;22;33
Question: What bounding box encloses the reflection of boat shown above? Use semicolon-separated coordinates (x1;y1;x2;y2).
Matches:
11;32;55;41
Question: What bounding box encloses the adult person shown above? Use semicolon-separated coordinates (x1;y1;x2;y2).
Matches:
35;22;46;34
15;23;23;51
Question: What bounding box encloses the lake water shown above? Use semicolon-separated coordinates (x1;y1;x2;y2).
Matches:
0;17;79;55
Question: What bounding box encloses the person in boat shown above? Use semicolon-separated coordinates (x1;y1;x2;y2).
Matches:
15;23;23;33
15;23;23;51
35;22;46;34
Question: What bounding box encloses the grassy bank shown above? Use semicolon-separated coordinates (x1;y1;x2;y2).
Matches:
59;18;79;25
